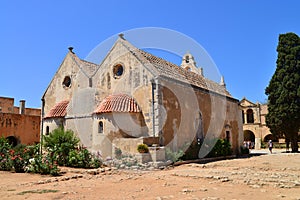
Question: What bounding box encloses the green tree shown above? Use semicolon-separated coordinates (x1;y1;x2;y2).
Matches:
43;127;80;165
265;32;300;152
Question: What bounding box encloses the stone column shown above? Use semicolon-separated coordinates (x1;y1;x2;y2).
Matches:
255;137;261;150
244;110;247;124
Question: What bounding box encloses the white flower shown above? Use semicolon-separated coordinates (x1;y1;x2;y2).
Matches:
29;158;35;164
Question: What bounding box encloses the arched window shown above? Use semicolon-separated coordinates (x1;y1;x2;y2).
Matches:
62;76;71;88
98;121;103;134
246;109;254;123
46;126;50;135
224;124;231;142
226;131;230;141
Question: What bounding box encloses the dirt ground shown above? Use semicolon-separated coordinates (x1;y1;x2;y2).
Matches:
0;150;300;200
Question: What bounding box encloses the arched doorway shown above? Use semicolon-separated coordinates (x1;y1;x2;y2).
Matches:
264;134;278;142
6;136;18;147
244;130;255;149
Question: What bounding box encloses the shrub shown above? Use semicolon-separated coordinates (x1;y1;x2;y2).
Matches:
165;148;185;163
43;127;80;166
0;137;13;171
27;154;60;176
137;144;149;153
240;146;250;155
67;147;101;168
114;147;122;159
10;145;29;173
207;139;232;158
181;141;201;160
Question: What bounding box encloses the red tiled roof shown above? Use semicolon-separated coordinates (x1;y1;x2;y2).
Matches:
44;100;69;118
94;94;141;114
119;39;232;97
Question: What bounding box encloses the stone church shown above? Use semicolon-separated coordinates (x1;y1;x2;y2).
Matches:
42;34;243;160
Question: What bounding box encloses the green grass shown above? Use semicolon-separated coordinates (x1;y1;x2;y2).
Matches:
17;189;59;195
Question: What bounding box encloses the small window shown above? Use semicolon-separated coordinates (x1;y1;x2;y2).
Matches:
113;64;124;78
46;126;50;135
98;121;103;133
226;131;230;141
62;76;71;88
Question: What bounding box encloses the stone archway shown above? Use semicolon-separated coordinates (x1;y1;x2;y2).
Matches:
244;130;255;142
6;136;18;147
244;130;255;149
264;134;278;142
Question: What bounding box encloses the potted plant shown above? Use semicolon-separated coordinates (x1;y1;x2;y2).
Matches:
137;144;149;153
114;147;122;159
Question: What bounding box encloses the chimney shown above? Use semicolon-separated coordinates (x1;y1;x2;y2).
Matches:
19;100;25;115
220;76;226;87
199;67;204;76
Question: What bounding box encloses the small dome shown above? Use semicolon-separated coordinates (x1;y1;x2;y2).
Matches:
94;94;141;113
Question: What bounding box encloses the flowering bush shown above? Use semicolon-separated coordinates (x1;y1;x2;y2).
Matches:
27;154;60;176
0;129;102;176
0;137;13;171
24;144;60;176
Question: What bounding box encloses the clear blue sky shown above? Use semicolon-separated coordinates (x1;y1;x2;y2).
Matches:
1;1;300;108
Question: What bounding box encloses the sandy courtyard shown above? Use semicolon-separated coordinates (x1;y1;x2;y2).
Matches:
0;151;299;200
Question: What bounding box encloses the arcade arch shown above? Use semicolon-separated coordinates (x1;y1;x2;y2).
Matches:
6;136;18;147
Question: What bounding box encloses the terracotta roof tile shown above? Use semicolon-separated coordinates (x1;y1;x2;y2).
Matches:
94;94;141;114
44;100;69;118
138;49;231;96
120;39;231;97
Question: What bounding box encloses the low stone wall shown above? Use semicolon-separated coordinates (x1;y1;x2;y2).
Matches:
135;147;166;163
113;138;144;156
112;137;166;163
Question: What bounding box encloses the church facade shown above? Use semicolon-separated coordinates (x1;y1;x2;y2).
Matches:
42;35;243;160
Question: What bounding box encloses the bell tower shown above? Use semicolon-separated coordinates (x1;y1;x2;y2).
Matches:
180;52;203;75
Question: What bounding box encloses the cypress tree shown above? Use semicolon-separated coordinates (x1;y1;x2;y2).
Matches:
265;32;300;152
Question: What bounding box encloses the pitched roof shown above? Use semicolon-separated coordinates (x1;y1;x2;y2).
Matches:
44;100;69;118
94;94;141;114
118;38;231;97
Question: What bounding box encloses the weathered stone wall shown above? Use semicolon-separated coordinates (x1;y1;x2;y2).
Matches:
0;113;40;145
0;97;15;113
159;79;243;155
93;41;155;135
92;112;149;158
43;118;65;135
43;52;83;116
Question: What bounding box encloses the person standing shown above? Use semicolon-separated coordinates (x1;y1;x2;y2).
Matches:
268;140;273;154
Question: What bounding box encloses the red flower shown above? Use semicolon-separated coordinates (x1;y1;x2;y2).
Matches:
9;149;15;155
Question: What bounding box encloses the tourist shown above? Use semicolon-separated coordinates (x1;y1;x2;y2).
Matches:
268;140;273;154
